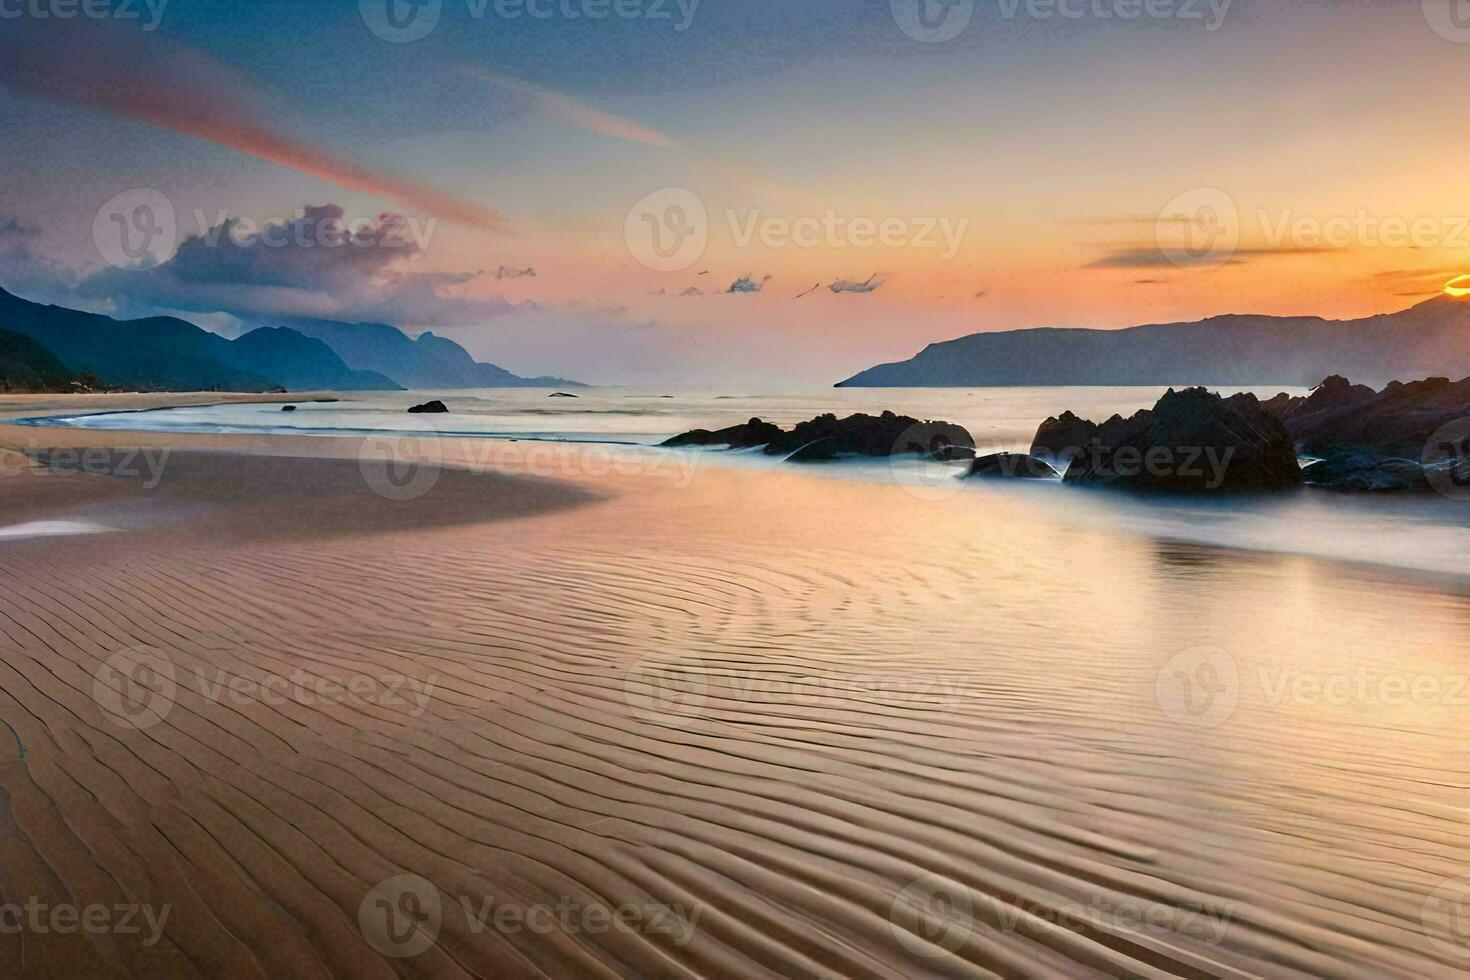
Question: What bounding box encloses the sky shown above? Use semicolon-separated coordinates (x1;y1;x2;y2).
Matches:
1;0;1468;385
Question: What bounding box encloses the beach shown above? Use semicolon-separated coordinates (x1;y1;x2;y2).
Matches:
0;393;1466;978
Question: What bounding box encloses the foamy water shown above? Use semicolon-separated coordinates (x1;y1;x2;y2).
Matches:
24;384;1470;581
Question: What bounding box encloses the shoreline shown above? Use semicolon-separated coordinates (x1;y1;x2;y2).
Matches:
4;393;1466;587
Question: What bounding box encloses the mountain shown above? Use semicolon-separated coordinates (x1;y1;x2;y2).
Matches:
230;328;399;391
0;287;395;391
0;287;277;390
0;328;71;391
277;316;585;389
837;297;1470;388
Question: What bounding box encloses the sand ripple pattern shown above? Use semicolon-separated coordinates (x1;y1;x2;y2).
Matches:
0;463;1466;978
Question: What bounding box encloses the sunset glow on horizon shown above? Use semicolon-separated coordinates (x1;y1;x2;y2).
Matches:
3;2;1470;383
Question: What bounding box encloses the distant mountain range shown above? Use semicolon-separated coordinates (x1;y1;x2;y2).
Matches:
0;286;583;392
275;316;582;389
837;297;1470;388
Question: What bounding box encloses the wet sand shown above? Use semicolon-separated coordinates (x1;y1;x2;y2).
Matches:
0;395;1466;977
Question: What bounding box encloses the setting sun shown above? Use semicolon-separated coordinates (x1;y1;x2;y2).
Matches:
1445;275;1470;298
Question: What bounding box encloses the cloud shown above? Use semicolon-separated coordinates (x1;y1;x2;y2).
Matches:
728;274;772;294
0;19;505;230
494;265;537;279
0;215;74;300
463;69;678;150
829;275;881;294
1081;245;1332;269
74;204;517;326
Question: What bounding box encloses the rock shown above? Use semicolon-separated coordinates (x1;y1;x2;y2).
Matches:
765;411;974;461
1301;453;1430;491
930;445;976;462
661;418;783;449
966;452;1058;480
1059;387;1301;491
1030;410;1100;468
1264;375;1470;458
549;392;579;398
281;405;297;412
407;400;449;414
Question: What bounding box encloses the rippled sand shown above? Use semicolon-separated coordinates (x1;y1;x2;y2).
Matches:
0;412;1466;977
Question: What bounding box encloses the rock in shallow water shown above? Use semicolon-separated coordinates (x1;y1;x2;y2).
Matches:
1041;387;1301;491
965;452;1058;480
407;400;449;414
764;411;973;462
661;411;973;462
1302;453;1430;491
660;418;783;449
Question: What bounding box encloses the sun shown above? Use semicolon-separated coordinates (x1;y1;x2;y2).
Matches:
1444;274;1470;297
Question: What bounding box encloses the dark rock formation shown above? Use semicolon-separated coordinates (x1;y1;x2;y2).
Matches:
660;418;782;449
930;445;976;462
1058;387;1301;491
281;405;297;412
549;392;579;398
1301;453;1430;492
1031;410;1100;468
966;452;1058;480
764;411;974;462
407;400;449;414
661;411;973;462
1263;375;1470;459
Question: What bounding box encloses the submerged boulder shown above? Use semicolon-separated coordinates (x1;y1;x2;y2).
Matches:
765;411;973;462
281;405;297;412
1058;387;1301;491
1301;453;1430;492
965;452;1058;480
407;400;449;414
660;417;782;449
